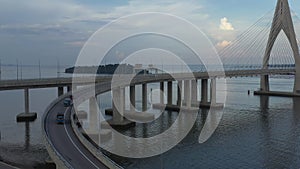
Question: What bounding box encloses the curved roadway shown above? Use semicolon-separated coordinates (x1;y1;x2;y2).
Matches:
44;98;108;169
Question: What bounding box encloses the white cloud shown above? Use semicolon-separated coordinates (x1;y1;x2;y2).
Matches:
0;0;229;65
217;40;232;49
0;0;210;36
220;17;234;31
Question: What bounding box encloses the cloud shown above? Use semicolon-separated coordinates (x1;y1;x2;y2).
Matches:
217;40;232;49
219;17;234;31
64;41;86;47
0;0;221;65
0;0;210;37
94;0;208;24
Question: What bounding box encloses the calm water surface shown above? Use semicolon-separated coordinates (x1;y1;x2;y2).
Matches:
100;77;300;169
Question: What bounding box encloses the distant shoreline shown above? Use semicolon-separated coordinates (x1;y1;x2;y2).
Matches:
65;64;134;74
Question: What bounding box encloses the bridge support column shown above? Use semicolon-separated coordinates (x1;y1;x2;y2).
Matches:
16;88;37;122
67;85;72;92
167;81;173;106
142;84;147;111
25;88;29;113
184;80;191;107
210;78;217;105
160;82;164;104
177;81;182;106
112;88;124;122
120;87;125;116
191;80;198;106
130;85;135;112
294;70;300;93
260;75;269;92
89;97;98;132
89;97;112;144
106;87;135;128
201;79;208;103
58;87;64;97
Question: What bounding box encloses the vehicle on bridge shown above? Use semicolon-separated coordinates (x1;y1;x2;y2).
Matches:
63;98;72;107
56;112;65;124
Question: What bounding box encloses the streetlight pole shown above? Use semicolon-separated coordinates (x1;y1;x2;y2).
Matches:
38;59;41;79
16;59;19;80
20;61;22;80
57;58;60;78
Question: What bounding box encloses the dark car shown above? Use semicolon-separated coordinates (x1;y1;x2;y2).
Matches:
63;98;72;107
56;112;65;124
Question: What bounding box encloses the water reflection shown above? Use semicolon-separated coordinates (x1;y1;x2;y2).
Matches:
259;96;271;168
259;96;300;169
200;109;208;125
78;79;300;168
293;98;300;120
260;96;269;113
24;122;31;150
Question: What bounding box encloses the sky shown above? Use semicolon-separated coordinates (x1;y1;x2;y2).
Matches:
1;0;300;66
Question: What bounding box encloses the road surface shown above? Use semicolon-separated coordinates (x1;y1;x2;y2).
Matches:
44;99;108;169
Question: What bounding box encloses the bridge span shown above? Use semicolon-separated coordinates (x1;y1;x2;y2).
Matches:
0;68;295;122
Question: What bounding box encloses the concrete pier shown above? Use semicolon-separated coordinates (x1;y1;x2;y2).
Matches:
120;87;125;114
160;82;164;104
153;78;223;111
130;85;136;112
16;88;37;122
67;85;72;92
85;98;113;144
184;80;191;107
177;81;182;106
25;88;29;113
58;87;64;97
260;75;270;92
210;78;217;104
191;80;198;106
16;113;37;122
201;79;208;103
112;88;123;122
142;84;147;111
106;87;135;128
88;97;98;132
167;81;173;106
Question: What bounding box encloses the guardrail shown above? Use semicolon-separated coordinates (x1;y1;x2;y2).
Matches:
43;88;121;169
70;108;123;169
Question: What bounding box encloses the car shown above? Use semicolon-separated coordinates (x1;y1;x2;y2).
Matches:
56;112;65;124
63;98;72;107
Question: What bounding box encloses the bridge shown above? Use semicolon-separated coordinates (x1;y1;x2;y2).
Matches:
1;0;300;168
0;66;296;121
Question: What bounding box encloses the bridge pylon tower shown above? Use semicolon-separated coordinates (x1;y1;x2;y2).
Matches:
261;0;300;93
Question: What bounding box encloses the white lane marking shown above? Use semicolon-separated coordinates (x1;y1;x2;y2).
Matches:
63;107;99;169
0;161;19;169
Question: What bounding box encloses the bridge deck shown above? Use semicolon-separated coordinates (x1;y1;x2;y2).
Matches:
0;69;294;91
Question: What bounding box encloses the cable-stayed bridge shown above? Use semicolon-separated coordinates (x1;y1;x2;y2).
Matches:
1;0;300;122
0;0;300;168
217;0;300;96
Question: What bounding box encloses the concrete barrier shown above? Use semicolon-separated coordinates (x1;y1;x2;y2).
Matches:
70;108;123;169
